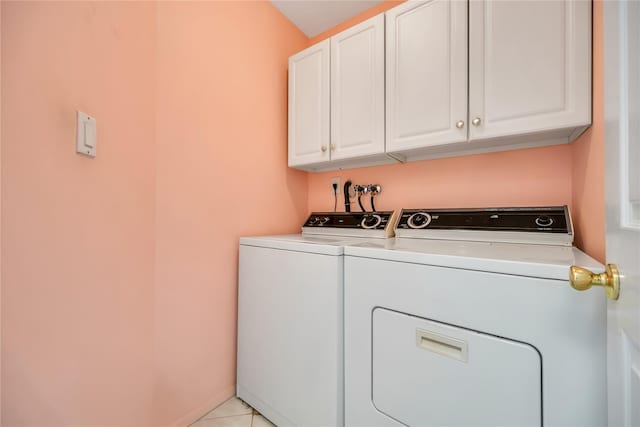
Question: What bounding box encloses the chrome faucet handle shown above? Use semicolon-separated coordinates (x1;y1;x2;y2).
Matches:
368;184;381;195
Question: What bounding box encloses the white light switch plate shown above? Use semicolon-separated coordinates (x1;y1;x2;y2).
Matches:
76;111;96;157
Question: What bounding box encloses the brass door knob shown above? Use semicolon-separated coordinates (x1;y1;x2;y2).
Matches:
321;145;327;152
569;264;620;300
471;117;482;126
456;120;465;129
330;143;336;151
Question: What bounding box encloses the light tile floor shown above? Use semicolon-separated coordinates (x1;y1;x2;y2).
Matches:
190;397;275;427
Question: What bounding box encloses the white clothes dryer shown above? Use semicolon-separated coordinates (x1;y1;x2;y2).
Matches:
237;212;398;427
343;207;606;427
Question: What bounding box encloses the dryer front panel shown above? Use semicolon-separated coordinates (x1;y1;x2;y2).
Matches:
372;308;541;426
343;251;606;427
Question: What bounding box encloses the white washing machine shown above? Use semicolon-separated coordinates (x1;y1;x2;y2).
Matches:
344;207;606;427
237;211;398;427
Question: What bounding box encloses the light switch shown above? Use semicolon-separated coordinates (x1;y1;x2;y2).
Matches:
84;120;96;148
76;111;96;157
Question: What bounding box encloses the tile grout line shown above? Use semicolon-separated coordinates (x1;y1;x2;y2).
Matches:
191;413;254;427
204;413;254;420
190;396;273;427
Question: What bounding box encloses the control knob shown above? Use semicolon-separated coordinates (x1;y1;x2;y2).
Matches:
319;216;330;225
407;212;432;229
308;217;319;225
535;216;554;227
361;214;382;229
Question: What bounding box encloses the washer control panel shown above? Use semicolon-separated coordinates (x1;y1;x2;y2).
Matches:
302;211;399;238
395;206;573;245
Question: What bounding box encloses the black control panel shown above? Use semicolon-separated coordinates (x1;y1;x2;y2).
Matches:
303;212;395;230
396;206;571;233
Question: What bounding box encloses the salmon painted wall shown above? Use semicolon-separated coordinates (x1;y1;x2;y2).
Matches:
2;2;156;426
306;1;606;262
2;1;307;426
153;2;308;426
571;0;605;263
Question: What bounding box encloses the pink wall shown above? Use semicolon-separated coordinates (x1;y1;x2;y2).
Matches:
0;1;606;426
153;3;308;426
2;1;307;426
2;2;156;426
308;146;573;213
307;1;606;262
571;0;605;263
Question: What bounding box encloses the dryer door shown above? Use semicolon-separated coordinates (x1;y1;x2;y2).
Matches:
372;308;541;427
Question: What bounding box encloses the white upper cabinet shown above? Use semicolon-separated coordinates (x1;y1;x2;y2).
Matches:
289;15;395;171
386;0;468;152
288;40;330;167
331;15;386;161
468;0;591;142
287;0;592;170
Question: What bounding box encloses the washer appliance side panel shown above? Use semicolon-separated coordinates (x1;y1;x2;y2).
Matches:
372;308;540;426
237;244;344;427
344;255;606;427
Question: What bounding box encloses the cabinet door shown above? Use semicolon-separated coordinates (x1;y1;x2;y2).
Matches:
386;0;468;152
288;40;330;167
468;0;591;141
331;15;385;161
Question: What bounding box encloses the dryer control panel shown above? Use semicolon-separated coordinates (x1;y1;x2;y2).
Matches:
395;206;573;246
302;211;399;238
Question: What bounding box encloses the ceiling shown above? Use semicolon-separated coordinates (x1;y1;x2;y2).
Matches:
271;1;383;38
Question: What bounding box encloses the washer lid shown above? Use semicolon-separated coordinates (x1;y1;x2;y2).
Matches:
344;238;602;280
240;234;372;256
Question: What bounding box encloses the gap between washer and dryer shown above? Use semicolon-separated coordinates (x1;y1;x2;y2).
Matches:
190;397;275;427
